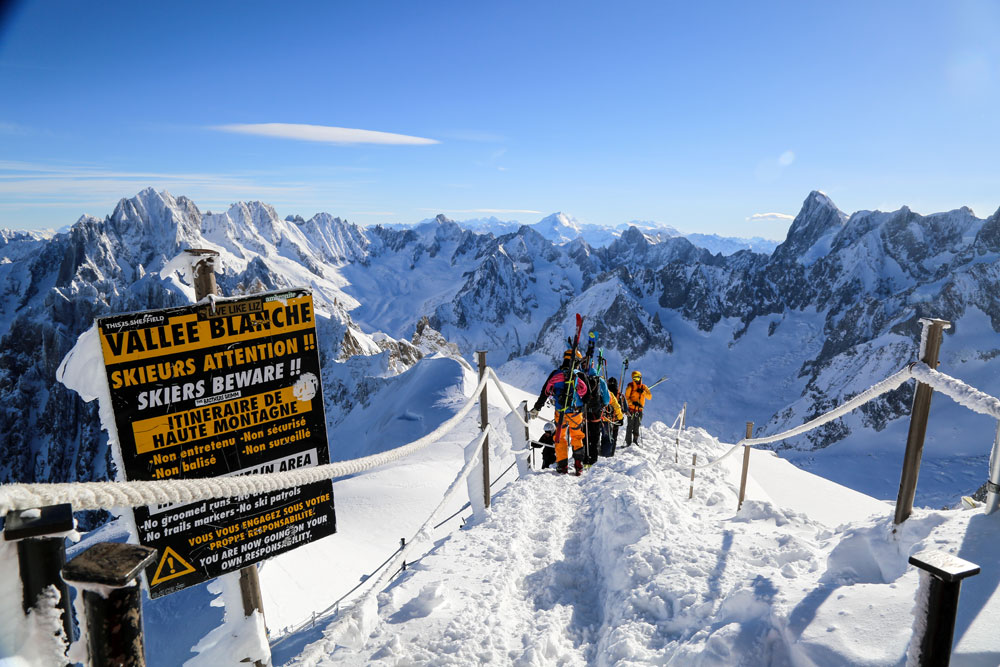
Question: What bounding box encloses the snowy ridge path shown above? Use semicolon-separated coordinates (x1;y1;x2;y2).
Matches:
289;425;892;666
286;420;1000;666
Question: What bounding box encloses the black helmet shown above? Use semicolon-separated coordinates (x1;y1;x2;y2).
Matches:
543;421;556;434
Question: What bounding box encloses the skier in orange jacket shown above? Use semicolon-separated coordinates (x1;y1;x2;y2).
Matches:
623;370;652;447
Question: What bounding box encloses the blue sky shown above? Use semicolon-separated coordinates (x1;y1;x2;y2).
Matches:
1;1;999;239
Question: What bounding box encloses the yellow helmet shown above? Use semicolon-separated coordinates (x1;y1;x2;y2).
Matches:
632;370;642;380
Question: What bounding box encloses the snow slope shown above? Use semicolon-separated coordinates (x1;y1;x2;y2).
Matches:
286;423;1000;666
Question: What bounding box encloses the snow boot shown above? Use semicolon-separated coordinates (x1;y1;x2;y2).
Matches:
556;460;569;475
574;459;584;476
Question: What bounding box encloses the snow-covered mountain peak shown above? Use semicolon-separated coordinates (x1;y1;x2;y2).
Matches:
531;211;583;244
773;190;848;265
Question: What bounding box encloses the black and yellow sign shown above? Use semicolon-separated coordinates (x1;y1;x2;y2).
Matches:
98;289;336;598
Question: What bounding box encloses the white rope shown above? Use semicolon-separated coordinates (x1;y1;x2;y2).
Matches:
676;361;1000;472
0;373;491;514
679;364;919;471
741;365;917;446
487;367;529;427
910;363;1000;420
7;359;1000;514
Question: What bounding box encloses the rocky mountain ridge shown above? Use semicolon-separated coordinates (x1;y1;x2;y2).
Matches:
3;187;1000;506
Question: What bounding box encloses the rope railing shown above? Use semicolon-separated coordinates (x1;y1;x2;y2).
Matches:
680;362;1000;471
487;367;530;427
0;372;498;514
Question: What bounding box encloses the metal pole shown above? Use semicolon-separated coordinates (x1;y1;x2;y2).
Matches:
3;504;75;644
907;550;980;666
62;542;157;667
477;351;491;509
187;249;269;666
689;454;697;499
738;422;753;511
985;421;1000;515
895;318;950;526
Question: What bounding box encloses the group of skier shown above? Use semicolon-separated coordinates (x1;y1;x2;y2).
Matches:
528;318;656;476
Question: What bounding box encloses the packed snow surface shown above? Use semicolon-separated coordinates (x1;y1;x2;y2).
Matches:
285;424;999;666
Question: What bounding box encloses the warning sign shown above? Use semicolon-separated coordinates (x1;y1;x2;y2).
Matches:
150;546;196;586
97;289;337;598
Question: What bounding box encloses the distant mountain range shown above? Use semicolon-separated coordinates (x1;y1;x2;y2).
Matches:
2;188;998;508
397;212;780;255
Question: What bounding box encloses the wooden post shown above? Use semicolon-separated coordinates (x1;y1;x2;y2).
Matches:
675;402;687;463
3;503;75;644
689;454;697;499
187;248;269;666
738;422;753;511
186;248;219;301
62;542;158;667
477;351;491;509
895;318;950;526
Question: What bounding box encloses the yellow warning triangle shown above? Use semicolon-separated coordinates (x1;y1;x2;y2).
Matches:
150;546;197;586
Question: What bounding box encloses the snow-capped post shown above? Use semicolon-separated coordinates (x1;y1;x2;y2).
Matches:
986;422;1000;515
517;400;532;478
185;248;219;301
738;422;753;511
186;248;271;667
2;503;75;645
477;351;491;509
906;550;980;666
62;541;158;667
675;402;687;463
689;454;697;499
895;318;951;526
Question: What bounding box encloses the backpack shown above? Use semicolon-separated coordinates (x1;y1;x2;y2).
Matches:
584;374;604;415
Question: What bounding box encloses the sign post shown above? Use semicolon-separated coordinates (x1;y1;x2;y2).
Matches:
96;288;337;600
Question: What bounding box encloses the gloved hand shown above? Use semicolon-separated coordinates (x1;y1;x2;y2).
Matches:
528;408;540;420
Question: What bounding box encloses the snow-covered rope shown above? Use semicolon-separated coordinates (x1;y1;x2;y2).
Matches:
0;373;492;514
678;361;1000;471
669;411;682;432
487;367;530;427
741;364;917;447
910;363;1000;420
682;364;917;471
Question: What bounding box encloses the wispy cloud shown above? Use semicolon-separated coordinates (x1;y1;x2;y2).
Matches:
747;212;794;222
213;123;439;146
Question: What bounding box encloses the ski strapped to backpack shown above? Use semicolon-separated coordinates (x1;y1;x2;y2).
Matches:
557;314;585;419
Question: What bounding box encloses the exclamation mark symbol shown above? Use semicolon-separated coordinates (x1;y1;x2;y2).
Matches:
304;334;315;351
168;557;176;574
291;359;301;375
